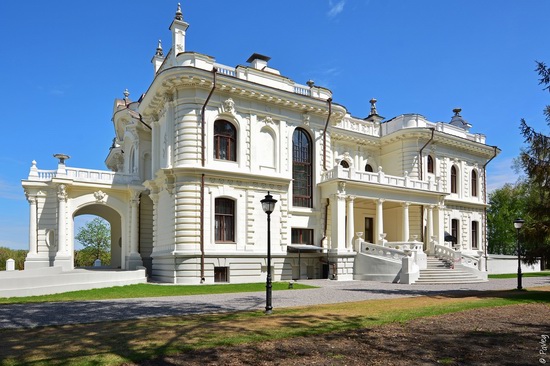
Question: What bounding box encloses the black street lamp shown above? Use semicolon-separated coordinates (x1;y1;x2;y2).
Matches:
261;191;277;314
513;218;525;290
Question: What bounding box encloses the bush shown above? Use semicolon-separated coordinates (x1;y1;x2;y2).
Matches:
0;247;27;271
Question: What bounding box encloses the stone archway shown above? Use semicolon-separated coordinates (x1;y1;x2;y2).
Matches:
73;205;122;269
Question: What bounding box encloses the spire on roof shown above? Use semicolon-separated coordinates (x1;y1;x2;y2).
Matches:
175;3;183;21
155;39;163;57
123;89;130;104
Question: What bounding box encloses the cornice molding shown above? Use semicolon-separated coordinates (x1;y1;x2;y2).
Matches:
139;66;344;121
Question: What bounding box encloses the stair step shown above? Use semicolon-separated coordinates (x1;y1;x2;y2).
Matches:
413;256;487;284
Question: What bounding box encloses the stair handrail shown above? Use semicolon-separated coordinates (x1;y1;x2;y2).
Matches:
384;241;423;252
460;253;480;269
434;243;462;268
362;242;406;261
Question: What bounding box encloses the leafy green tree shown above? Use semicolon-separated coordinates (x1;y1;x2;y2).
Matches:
75;217;111;266
0;247;27;270
518;61;550;267
487;183;528;254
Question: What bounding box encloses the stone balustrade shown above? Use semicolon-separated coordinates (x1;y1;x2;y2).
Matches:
28;163;137;185
321;165;440;192
362;242;405;260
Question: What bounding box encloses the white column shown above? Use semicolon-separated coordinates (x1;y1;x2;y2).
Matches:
126;191;143;270
28;196;38;254
57;184;67;255
427;205;434;253
330;193;346;252
130;195;140;254
346;196;355;251
402;202;410;242
53;184;73;270
151;121;159;174
434;204;443;245
375;198;385;244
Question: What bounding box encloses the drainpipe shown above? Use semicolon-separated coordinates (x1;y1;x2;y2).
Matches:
482;146;498;270
199;68;217;283
321;198;330;273
418;128;435;181
322;98;333;171
137;113;153;131
418;128;435;245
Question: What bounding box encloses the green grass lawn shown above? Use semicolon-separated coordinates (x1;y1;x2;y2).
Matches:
0;281;316;304
1;287;549;365
489;271;550;279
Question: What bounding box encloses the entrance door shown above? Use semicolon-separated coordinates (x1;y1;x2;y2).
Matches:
365;217;374;244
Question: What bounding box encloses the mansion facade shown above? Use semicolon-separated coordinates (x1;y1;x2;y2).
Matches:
22;5;498;284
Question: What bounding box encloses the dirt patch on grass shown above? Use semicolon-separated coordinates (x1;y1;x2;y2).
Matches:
140;303;550;366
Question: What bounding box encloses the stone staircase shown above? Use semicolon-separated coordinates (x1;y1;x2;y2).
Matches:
414;257;486;284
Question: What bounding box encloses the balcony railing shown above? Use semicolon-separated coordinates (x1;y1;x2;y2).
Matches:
28;163;137;185
321;165;440;192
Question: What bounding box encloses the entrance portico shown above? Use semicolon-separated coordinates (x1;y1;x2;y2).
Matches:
320;165;447;255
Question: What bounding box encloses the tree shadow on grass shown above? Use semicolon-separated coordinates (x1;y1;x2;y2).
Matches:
0;306;367;365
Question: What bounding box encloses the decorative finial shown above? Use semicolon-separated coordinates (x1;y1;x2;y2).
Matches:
175;3;183;21
123;89;130;100
53;154;70;164
370;98;378;115
155;39;163;57
306;80;315;87
453;108;462;116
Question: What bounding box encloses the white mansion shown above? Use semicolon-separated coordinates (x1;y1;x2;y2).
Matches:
21;5;498;285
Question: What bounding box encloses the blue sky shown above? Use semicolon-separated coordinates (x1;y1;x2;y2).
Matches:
1;0;549;250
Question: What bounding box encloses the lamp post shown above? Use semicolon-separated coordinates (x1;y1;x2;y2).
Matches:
261;191;277;314
513;218;525;290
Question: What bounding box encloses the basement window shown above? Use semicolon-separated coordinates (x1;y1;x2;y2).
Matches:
214;266;229;283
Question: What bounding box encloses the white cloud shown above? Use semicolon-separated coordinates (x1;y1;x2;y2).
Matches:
328;0;346;18
0;179;24;201
486;157;522;193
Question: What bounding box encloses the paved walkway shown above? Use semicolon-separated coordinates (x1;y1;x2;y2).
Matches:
1;277;548;329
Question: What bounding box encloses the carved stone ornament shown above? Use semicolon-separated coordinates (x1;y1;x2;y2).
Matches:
223;98;235;113
338;181;346;193
261;116;274;125
94;190;107;203
57;184;67;201
302;113;310;126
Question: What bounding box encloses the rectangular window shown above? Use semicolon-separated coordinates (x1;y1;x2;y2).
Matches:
471;221;479;249
214;267;229;283
215;198;235;242
291;228;314;245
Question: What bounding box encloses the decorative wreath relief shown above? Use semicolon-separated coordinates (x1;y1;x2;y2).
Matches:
94;190;106;203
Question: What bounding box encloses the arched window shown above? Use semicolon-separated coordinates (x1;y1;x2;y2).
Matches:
471;170;478;197
215;198;235;242
365;164;374;172
214;120;236;161
293;128;312;207
427;155;434;174
450;166;458;194
340;160;349;168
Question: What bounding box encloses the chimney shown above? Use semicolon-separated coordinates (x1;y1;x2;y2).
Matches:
246;53;271;70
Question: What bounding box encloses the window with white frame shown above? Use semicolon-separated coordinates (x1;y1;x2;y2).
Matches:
215;198;235;242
